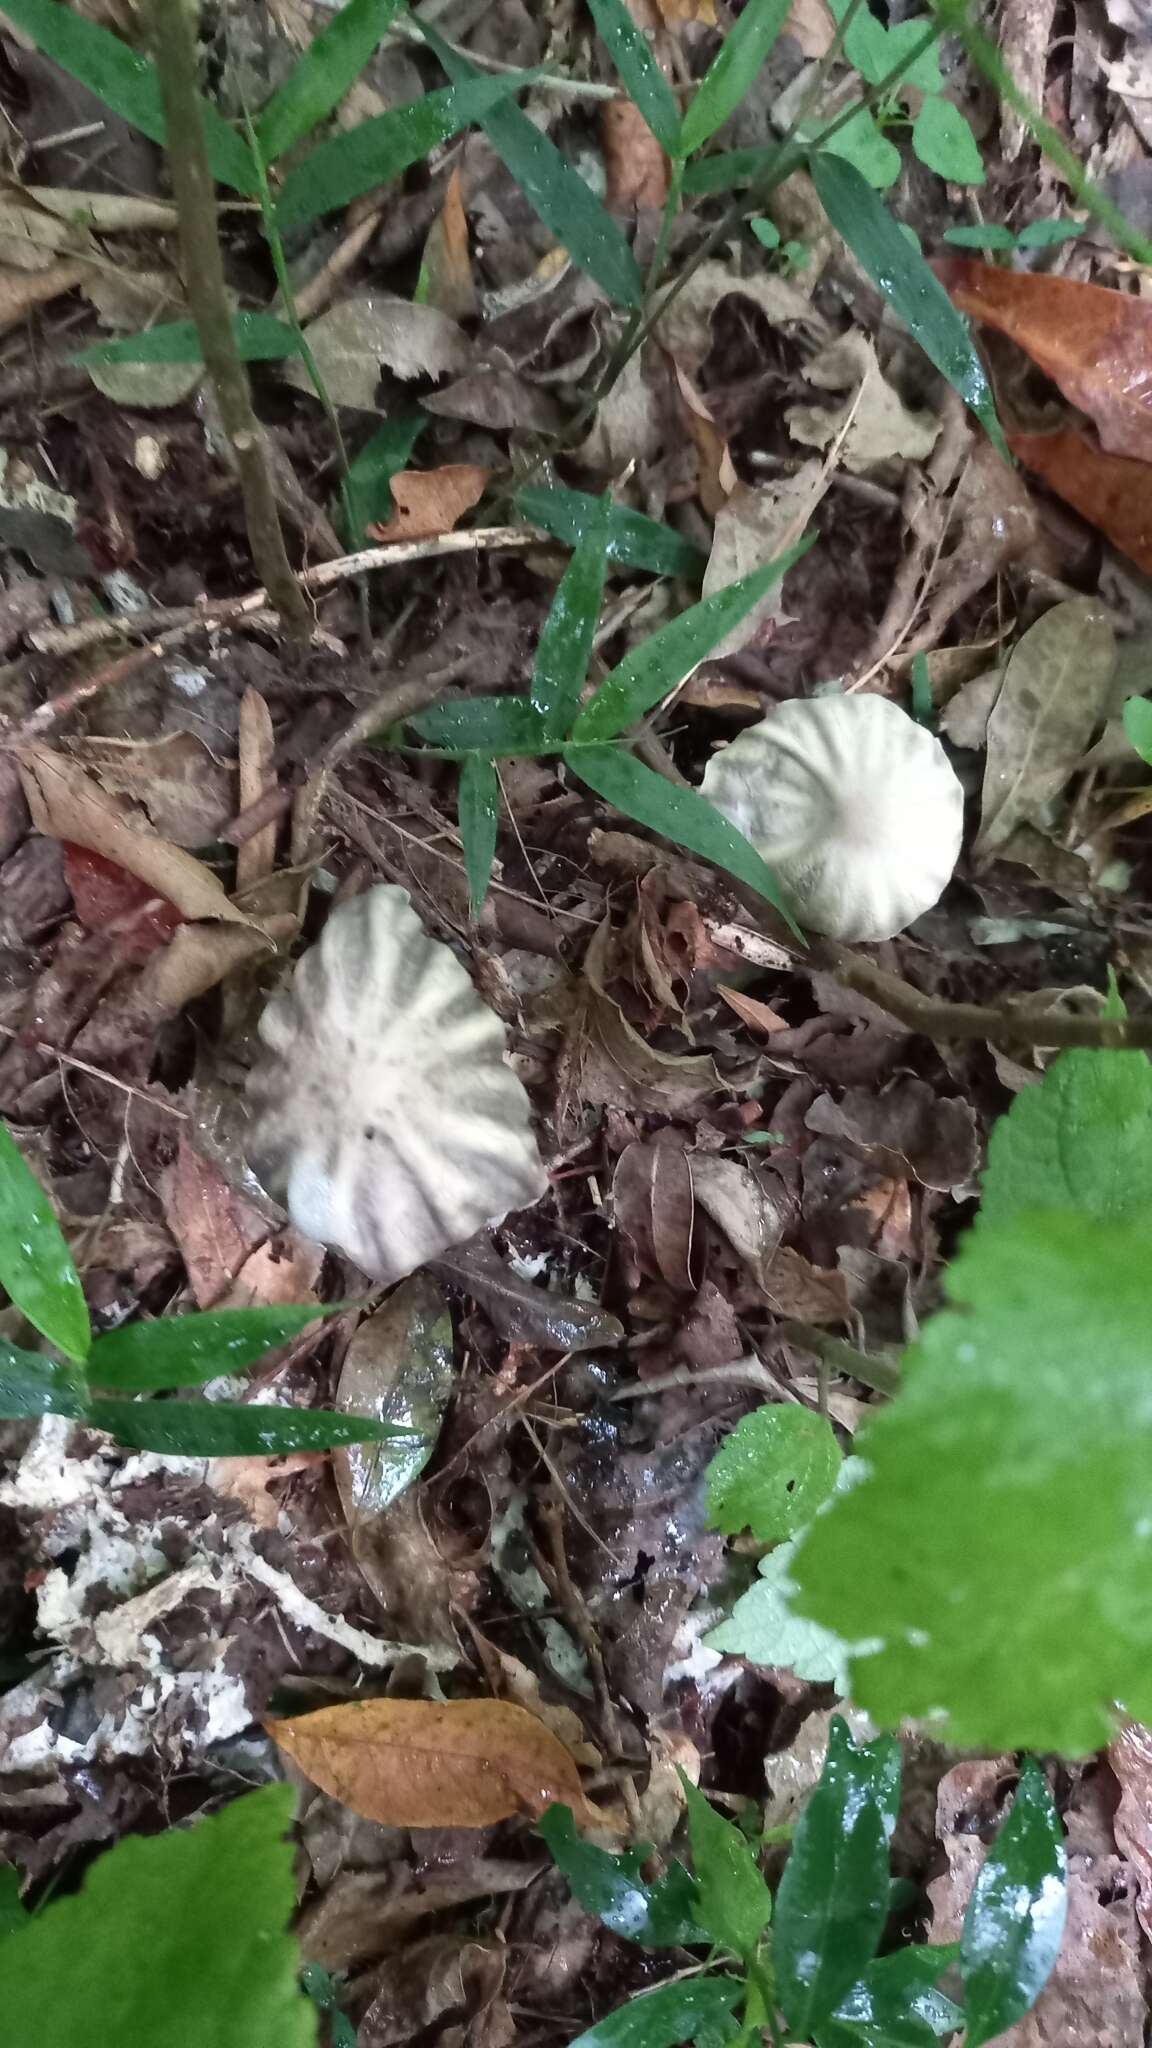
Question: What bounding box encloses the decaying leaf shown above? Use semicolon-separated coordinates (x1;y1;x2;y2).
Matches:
66;733;233;848
16;745;261;927
268;1697;605;1828
700;469;827;659
601;96;669;210
976;599;1117;858
367;464;489;542
417;165;476;322
658;261;829;374
1111;1721;1152;1943
786;333;939;471
433;1236;624;1351
805;1080;980;1192
0;257;93;331
334;1274;456;1523
161;1133;279;1308
284;295;469;409
612;1137;699;1291
689;1151;787;1291
562;920;734;1117
576;345;665;469
1012;430;1152;580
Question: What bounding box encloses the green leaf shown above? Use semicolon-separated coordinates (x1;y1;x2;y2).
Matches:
421;20;643;308
531;492;611;735
276;76;523;230
572;538;813;740
85;1396;408;1457
826;0;893;85
750;216;781;248
683;146;778;195
810;107;901;190
883;19;944;91
566;1977;744;2048
344;413;427;543
821;1945;963;2047
809;152;1007;457
980;1049;1152;1233
255;0;402;163
86;1306;330;1392
774;1717;900;2038
790;1206;1152;1752
564;744;802;935
0;1785;314;2048
0;0;256;192
942;223;1016;249
911;96;985;183
538;1805;703;1948
73;313;301;367
911;649;932;725
1124;695;1152;767
961;1761;1066;2047
1014;216;1083;248
706;1405;842;1542
0;1341;89;1421
705;1532;858;1688
680;0;793;154
515;486;706;579
679;1772;772;1962
0;1122;90;1360
458;754;499;920
587;0;681;154
409;696;552;756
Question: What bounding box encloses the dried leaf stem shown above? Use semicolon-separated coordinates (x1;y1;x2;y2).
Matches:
147;0;309;641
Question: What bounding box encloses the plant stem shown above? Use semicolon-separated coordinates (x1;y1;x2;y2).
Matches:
147;0;309;643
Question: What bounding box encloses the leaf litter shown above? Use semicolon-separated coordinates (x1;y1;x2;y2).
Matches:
2;0;1152;2037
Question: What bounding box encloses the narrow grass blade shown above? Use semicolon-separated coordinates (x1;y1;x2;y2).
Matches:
86;1398;410;1456
680;0;793;154
345;412;427;541
566;744;802;936
458;754;500;919
683;146;779;195
87;1306;331;1391
73;312;301;367
255;0;402;164
408;697;552;755
0;0;256;191
276;76;523;229
571;536;813;741
809;151;1007;457
587;0;680;154
516;485;705;578
420;19;643;308
0;1343;88;1421
531;492;611;735
0;1122;90;1361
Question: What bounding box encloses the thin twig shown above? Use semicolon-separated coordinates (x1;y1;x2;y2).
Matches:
0;1022;190;1116
810;939;1152;1051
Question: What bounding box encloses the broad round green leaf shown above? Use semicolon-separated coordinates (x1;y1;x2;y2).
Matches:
706;1405;842;1542
980;1048;1152;1233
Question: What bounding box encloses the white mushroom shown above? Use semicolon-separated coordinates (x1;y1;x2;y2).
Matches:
700;693;964;942
246;886;547;1284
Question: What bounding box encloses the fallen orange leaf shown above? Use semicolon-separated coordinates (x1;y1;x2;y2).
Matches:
1010;429;1152;578
268;1697;605;1829
936;257;1152;463
717;985;789;1034
419;165;476;322
367;464;489;543
601;96;669;209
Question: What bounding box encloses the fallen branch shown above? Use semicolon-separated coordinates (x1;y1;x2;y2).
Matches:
811;939;1152;1052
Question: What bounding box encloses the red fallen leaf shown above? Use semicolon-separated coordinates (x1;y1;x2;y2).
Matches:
935;257;1152;463
1010;429;1152;578
63;843;184;958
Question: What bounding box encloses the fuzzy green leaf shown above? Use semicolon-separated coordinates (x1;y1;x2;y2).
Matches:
515;486;706;579
564;744;802;934
86;1397;408;1457
679;1773;772;1962
0;0;256;191
458;754;499;920
538;1806;703;1948
421;20;643;307
276;76;523;229
961;1761;1066;2047
680;0;793;154
587;0;680;153
706;1405;842;1542
73;313;301;367
980;1049;1152;1233
775;1718;901;2038
0;1122;90;1361
531;492;611;734
809;153;1006;457
911;96;985;184
0;1786;314;2048
572;538;812;739
566;1977;743;2048
87;1306;330;1391
255;0;402;163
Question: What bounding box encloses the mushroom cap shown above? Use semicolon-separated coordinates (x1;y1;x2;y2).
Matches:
246;886;547;1284
700;693;965;942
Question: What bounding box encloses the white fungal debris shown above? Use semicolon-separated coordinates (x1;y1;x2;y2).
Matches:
701;692;964;942
246;885;548;1283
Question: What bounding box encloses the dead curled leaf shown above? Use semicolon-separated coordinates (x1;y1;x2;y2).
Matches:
601;95;669;210
16;744;261;927
268;1697;606;1828
562;920;738;1118
367;464;489;543
975;597;1116;858
937;257;1152;462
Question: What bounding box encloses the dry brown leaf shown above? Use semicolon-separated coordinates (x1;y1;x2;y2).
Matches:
16;744;260;927
0;257;92;329
209;1451;321;1529
72;921;268;1063
236;689;277;891
562;919;734;1117
161;1133;274;1308
66;732;233;848
671;361;736;516
419;165;476;321
1011;429;1152;579
690;1151;786;1291
23;185;178;232
1110;1721;1152;1941
601;96;669;209
491;1649;601;1767
286;295;469;408
653;0;716;21
367;464;489;543
717;986;789;1034
612;1137;699;1291
701;469;828;659
764;1245;852;1323
220;1230;323;1310
785;0;836;56
268;1696;606;1828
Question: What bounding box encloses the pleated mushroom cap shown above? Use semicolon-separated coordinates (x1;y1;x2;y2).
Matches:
247;887;547;1283
700;693;964;942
